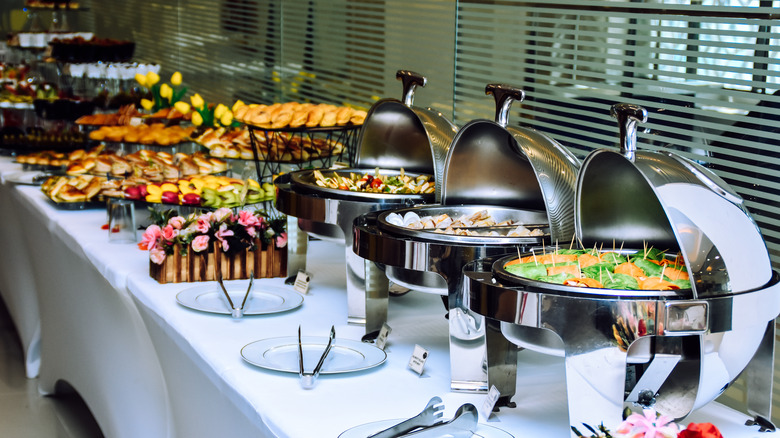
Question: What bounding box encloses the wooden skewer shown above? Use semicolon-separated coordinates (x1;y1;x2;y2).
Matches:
531;248;538;266
569;234;576;250
659;264;667;281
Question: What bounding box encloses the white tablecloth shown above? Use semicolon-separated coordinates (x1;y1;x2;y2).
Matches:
0;159;41;378
0;155;770;438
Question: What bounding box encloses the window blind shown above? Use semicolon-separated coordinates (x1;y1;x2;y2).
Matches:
454;0;780;274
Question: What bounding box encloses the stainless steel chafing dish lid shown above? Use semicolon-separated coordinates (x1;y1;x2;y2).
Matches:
441;84;580;242
576;103;772;298
354;70;457;199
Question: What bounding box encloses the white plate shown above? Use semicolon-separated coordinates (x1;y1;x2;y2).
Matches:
176;284;303;316
4;170;49;185
241;336;387;374
338;418;514;438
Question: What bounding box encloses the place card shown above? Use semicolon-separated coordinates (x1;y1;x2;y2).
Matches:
408;344;428;376
293;270;313;294
480;385;501;420
375;323;392;350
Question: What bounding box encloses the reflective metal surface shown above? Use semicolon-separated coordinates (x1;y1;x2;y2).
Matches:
578;104;772;297
464;258;780;428
353;84;581;395
442;84;580;242
466;103;780;431
275;70;457;332
355;70;457;199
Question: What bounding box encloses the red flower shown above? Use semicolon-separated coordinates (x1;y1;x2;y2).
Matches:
678;423;723;438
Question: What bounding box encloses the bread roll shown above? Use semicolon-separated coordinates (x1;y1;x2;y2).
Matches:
350;110;367;125
336;107;353;125
271;111;293;129
305;107;324;127
320;108;337;127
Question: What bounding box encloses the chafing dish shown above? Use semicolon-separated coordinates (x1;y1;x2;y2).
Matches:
353;84;580;397
465;103;780;432
275;70;457;331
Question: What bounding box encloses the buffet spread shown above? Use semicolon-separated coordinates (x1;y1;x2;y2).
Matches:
0;35;777;438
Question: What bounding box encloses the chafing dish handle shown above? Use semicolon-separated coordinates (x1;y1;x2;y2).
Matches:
396;70;427;106
486;84;525;127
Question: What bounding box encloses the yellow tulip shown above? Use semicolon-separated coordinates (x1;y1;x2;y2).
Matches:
232;100;245;113
135;73;147;87
170;71;182;86
190;93;205;110
145;71;160;86
159;83;172;100
220;111;233;126
213;103;228;120
174;101;191;114
140;99;154;111
192;111;203;126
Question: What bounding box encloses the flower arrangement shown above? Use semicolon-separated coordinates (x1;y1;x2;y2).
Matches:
135;70;188;113
187;94;242;129
572;409;723;438
139;207;287;265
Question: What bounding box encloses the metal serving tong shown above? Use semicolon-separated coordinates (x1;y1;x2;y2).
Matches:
368;397;444;438
298;325;335;389
397;403;478;438
216;271;254;318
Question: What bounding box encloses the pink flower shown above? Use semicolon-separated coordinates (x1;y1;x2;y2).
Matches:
191;235;210;252
168;216;185;230
615;409;678;438
213;207;232;222
245;226;257;238
237;210;260;227
140;224;162;251
195;217;211;234
150;247;166;265
162;224;179;241
275;232;288;248
214;223;234;251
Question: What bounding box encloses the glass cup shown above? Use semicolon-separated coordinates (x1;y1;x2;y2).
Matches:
107;199;137;243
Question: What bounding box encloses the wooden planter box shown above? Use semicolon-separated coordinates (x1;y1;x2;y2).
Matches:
150;239;287;284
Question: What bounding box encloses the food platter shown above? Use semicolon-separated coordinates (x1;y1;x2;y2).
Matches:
241;336;386;374
289;167;436;202
376;205;548;245
338;418;514;438
492;248;690;298
176;284;303;316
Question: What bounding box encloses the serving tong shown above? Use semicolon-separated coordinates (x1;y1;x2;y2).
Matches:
216;271;254;318
369;398;478;438
298;325;335;389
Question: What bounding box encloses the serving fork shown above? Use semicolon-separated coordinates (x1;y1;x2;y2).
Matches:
298;325;335;389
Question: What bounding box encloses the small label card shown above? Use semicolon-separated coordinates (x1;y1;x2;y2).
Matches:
408;344;429;376
375;323;392;350
480;385;501;420
293;270;313;294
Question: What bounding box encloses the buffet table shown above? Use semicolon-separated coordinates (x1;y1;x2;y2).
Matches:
0;155;771;437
